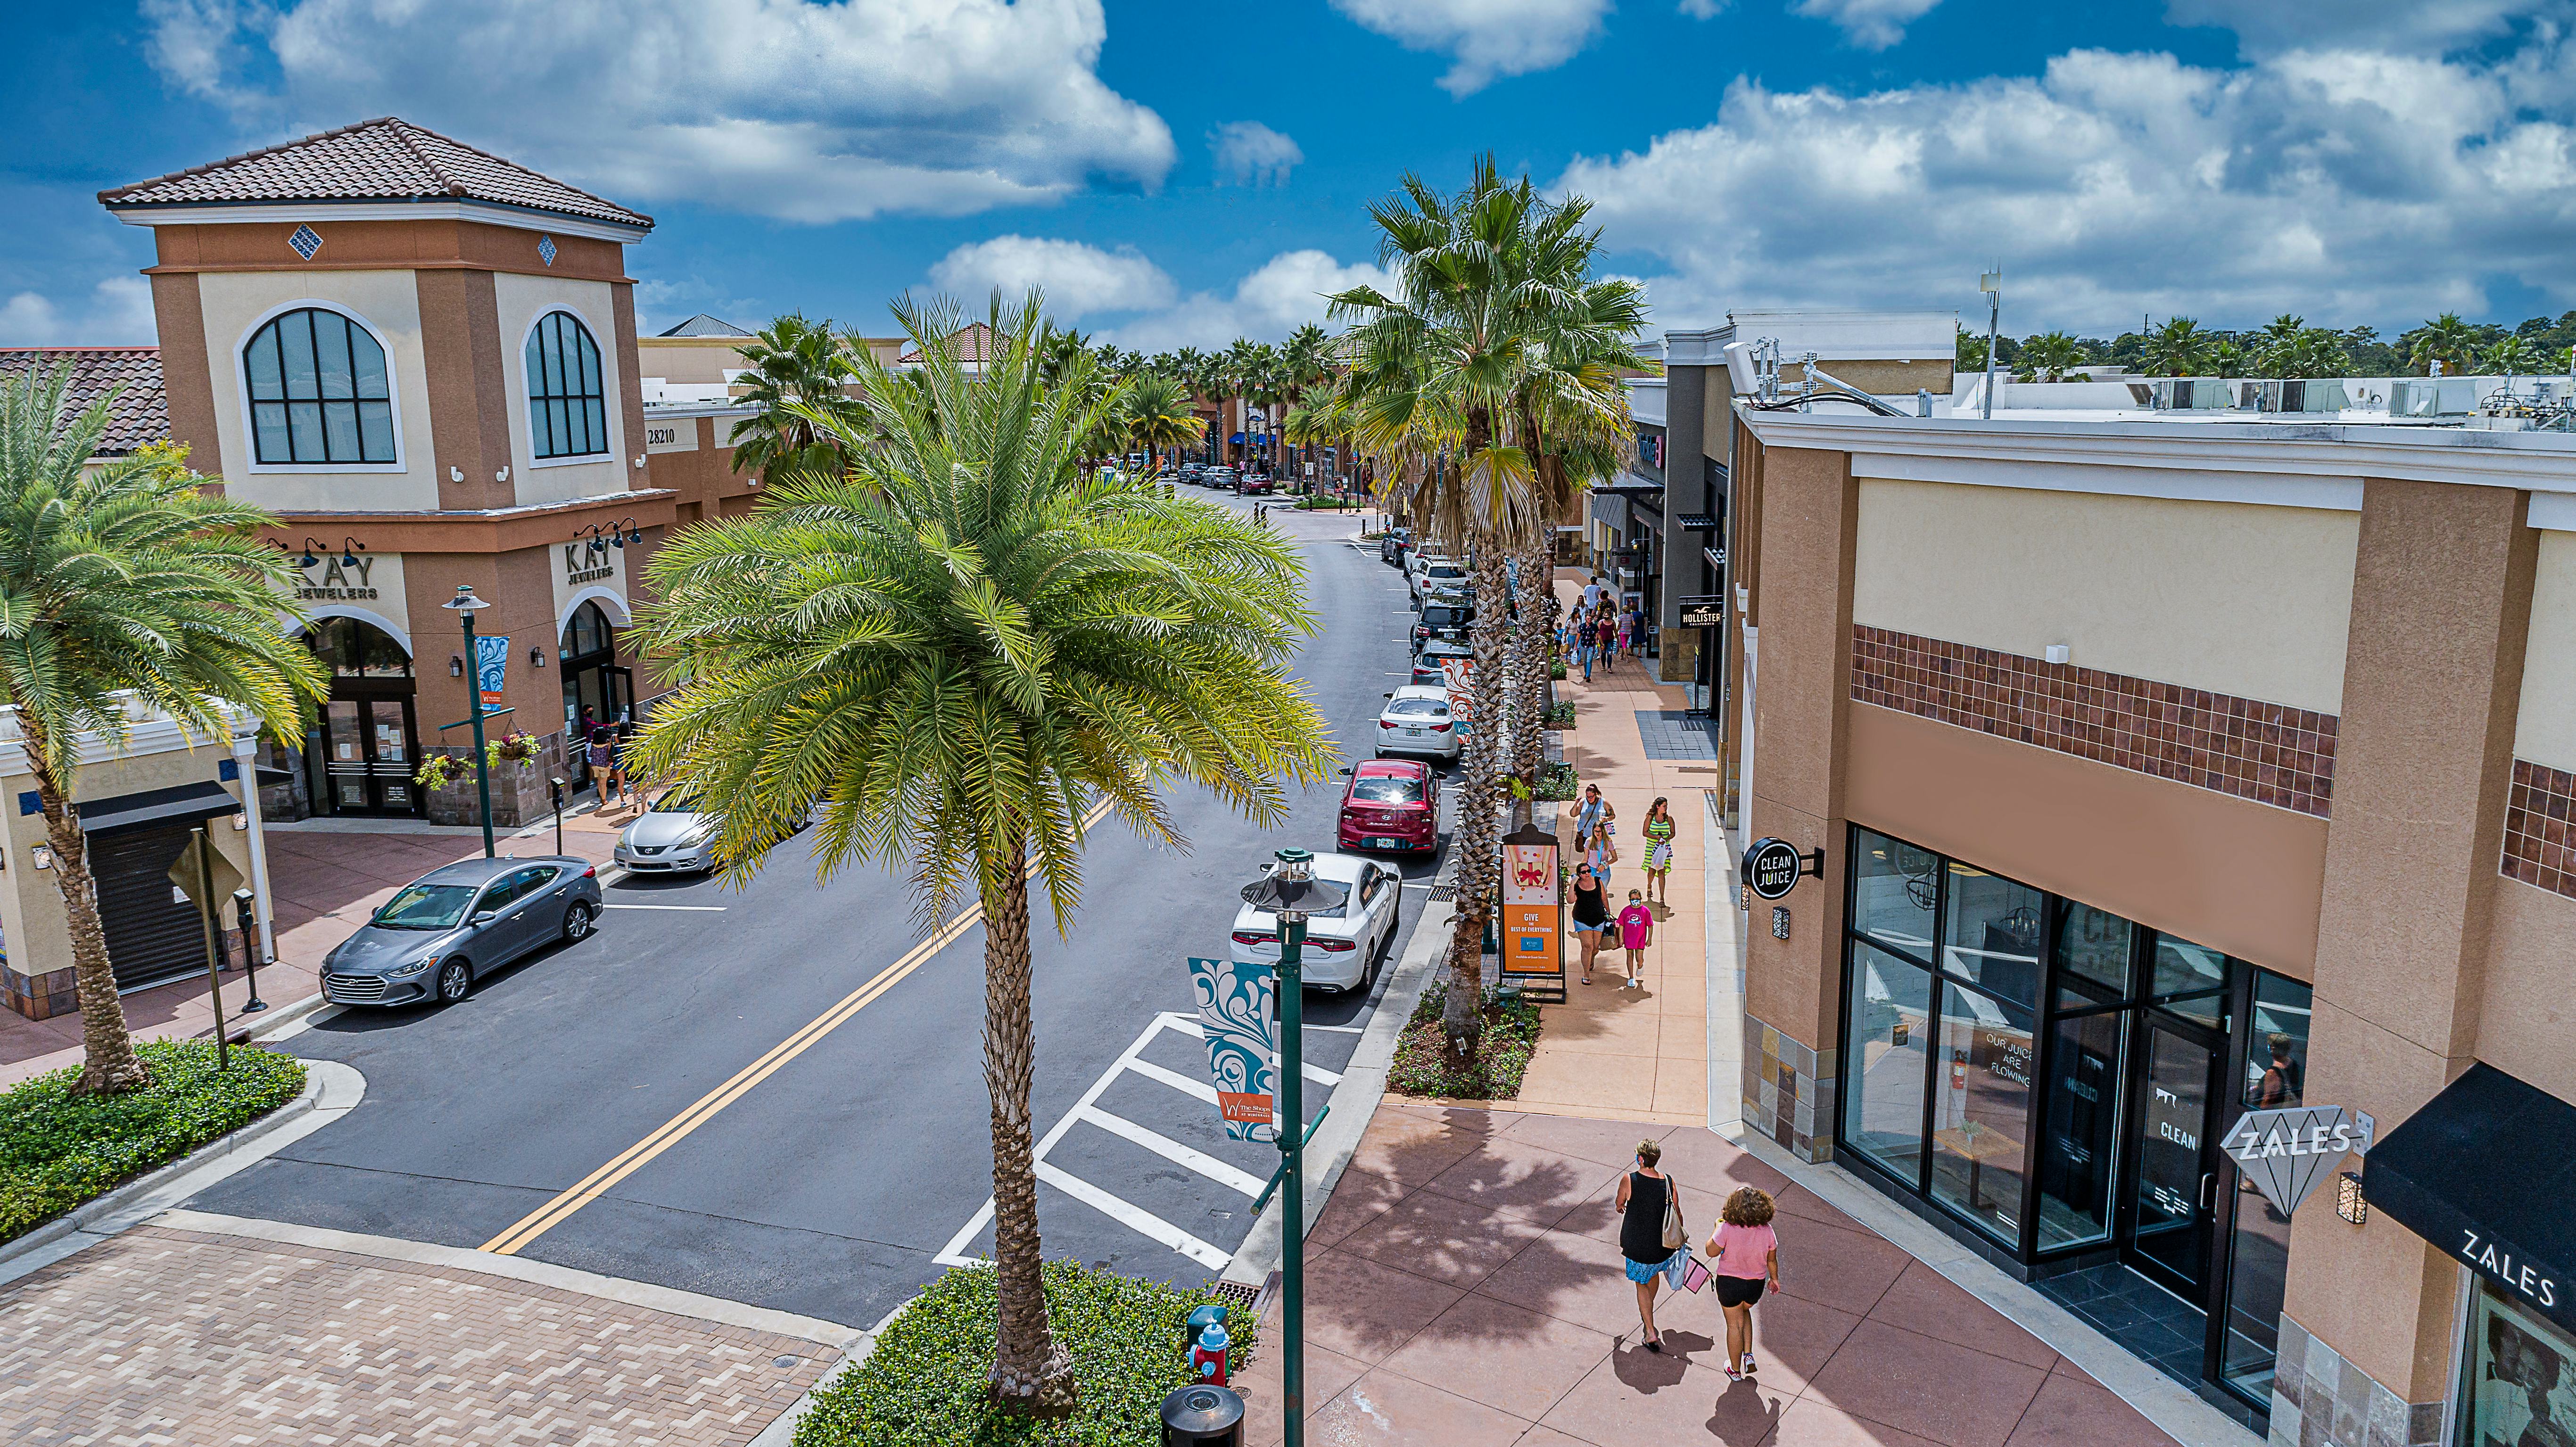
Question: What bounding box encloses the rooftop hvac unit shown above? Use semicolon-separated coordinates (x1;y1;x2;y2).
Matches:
2151;378;2233;411
2390;378;2482;417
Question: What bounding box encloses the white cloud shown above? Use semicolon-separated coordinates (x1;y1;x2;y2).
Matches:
1557;41;2576;335
1330;0;1613;96
140;0;1174;223
1211;122;1304;187
1100;251;1396;352
0;277;158;347
1789;0;1944;49
2161;0;2551;58
1677;0;1726;17
928;236;1177;316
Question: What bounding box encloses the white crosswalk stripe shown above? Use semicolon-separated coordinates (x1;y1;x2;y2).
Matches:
933;1011;1314;1271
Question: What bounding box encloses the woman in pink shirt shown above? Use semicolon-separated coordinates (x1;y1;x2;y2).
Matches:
1704;1187;1783;1381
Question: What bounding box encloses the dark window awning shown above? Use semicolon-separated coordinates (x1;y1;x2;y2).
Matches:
1676;513;1717;530
76;780;241;839
2364;1063;2576;1332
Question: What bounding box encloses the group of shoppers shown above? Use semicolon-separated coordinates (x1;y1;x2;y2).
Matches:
573;706;634;809
1617;1139;1785;1378
1561;573;1646;683
1568;785;1677;986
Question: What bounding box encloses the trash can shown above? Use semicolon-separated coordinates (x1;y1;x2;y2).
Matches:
1160;1384;1245;1446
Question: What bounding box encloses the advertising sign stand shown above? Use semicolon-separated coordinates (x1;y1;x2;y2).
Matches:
1500;823;1566;1002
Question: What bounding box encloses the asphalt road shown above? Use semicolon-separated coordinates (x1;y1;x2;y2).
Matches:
188;490;1445;1328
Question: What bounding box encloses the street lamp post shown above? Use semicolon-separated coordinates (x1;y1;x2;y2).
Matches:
443;584;497;859
1980;268;2003;421
1238;847;1347;1447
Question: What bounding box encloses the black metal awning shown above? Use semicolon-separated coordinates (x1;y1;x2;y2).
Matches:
2364;1063;2576;1332
76;780;240;839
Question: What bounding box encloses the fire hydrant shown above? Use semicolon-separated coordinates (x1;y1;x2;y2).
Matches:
1184;1302;1232;1388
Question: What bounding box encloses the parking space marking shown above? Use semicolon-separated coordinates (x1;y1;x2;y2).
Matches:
935;1009;1336;1272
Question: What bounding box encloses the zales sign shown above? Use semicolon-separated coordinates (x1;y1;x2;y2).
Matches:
2221;1105;2373;1215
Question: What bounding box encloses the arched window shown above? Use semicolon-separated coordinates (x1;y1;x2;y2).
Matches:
243;307;395;464
526;311;609;460
561;600;614;660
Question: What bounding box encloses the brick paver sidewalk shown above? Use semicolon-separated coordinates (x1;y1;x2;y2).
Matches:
1229;1103;2181;1447
0;1223;835;1446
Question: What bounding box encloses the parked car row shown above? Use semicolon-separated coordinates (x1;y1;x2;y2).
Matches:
1177;462;1276;494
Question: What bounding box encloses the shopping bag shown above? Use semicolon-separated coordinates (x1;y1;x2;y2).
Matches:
1682;1254;1712;1294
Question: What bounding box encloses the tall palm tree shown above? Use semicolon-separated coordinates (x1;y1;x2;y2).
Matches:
2482;335;2543;377
0;366;327;1093
1122;372;1204;472
729;313;859;480
2410;313;2479;375
629;295;1334;1416
1329;157;1646;1068
2140;317;2211;377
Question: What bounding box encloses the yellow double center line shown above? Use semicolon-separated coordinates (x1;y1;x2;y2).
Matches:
481;802;1109;1257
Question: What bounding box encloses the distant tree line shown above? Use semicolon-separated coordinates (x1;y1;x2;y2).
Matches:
1954;311;2576;381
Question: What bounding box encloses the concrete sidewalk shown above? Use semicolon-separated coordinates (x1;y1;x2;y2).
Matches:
0;801;622;1086
1228;1103;2182;1447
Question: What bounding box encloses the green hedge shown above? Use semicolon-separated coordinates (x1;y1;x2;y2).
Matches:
796;1259;1257;1447
0;1040;307;1242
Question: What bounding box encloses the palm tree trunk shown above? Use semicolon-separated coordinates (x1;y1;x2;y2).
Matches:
981;838;1076;1418
1507;534;1552;830
1440;541;1512;1071
24;719;150;1095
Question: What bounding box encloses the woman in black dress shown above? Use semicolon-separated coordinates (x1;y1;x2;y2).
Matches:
1613;1139;1684;1351
1570;863;1610;986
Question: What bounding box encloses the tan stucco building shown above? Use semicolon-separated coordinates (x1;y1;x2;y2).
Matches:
1718;398;2576;1446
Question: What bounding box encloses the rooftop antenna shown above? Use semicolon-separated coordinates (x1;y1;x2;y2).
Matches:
1979;267;2004;420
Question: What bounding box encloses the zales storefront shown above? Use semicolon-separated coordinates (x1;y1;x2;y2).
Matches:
283;544;423;818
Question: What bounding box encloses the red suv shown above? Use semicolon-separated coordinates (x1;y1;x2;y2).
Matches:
1338;759;1439;854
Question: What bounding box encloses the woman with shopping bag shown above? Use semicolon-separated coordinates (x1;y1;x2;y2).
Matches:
1612;1139;1690;1352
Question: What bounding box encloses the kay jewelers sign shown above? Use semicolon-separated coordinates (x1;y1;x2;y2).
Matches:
2222;1105;2372;1215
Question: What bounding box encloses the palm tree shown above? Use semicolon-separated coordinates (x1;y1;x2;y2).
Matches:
2411;313;2479;375
2204;339;2249;379
2140;317;2210;377
1122;372;1203;473
2017;331;2083;383
0;366;327;1093
629;295;1334;1416
1954;327;1990;373
2482;335;2544;377
729;313;859;480
1329;158;1646;1069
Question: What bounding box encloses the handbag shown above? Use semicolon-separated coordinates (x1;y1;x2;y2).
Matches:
1682;1254;1712;1294
1660;1179;1686;1251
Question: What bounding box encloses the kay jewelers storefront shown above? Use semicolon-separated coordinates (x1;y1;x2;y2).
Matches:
1836;826;2316;1427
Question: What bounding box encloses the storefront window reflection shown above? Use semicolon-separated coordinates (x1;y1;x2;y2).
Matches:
2221;972;2315;1401
1852;828;1939;962
1845;942;1933;1185
1930;981;2035;1243
1942;862;2043;1007
2037;1008;2123;1250
2151;933;2231;1029
2054;898;2133;997
2468;1287;2576;1447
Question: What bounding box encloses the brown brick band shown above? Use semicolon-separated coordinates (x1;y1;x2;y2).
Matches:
2503;758;2576;899
1850;625;2337;818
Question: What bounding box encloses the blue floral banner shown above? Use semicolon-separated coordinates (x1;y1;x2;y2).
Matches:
1188;956;1278;1141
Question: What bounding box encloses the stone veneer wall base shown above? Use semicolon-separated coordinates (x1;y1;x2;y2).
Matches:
2270;1313;2444;1447
1741;1011;1833;1163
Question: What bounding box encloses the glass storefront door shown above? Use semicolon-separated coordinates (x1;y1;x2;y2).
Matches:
2124;1020;2223;1301
320;696;420;815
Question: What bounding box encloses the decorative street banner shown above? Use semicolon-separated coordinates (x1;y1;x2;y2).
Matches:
473;633;511;711
1440;657;1475;738
2221;1105;2363;1216
1188;957;1279;1141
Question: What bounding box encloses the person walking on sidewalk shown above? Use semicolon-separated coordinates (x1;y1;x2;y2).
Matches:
1570;863;1610;985
1578;607;1597;682
1615;1140;1688;1352
1573;783;1604;855
1587;801;1618;880
1617;888;1654;988
1595;610;1618;674
1705;1187;1782;1381
1641;797;1676;905
585;720;622;808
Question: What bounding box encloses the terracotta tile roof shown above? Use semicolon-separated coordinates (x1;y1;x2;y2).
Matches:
100;117;652;230
0;348;167;456
897;322;1001;365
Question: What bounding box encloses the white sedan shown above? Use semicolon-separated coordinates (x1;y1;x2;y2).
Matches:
1226;852;1406;994
1374;684;1461;761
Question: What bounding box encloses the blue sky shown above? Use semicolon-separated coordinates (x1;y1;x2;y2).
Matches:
5;0;2573;351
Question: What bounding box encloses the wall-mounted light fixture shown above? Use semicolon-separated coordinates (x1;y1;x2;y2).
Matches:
2044;644;2071;666
496;466;511;484
573;518;647;552
633;455;646;469
451;466;464;483
449;654;466;678
2336;1171;2368;1225
530;647;547;669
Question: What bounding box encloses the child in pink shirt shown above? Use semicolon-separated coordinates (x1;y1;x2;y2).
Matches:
1616;890;1653;988
1705;1187;1783;1381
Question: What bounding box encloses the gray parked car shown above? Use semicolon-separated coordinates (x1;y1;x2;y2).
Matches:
320;855;603;1007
